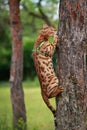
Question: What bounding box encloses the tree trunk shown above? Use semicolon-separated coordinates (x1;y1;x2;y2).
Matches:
56;0;87;130
9;0;26;129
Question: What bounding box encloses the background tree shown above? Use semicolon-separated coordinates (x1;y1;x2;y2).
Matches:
9;0;26;129
56;0;87;130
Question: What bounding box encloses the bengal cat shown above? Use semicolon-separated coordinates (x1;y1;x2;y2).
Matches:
32;24;63;119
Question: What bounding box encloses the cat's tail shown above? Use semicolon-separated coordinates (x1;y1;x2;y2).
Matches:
41;92;57;126
41;92;55;115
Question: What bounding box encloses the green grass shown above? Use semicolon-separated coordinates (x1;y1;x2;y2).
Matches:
0;80;55;130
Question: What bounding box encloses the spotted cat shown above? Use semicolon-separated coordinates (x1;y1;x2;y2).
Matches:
32;24;63;118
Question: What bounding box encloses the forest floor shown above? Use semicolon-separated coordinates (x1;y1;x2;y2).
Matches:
0;80;55;130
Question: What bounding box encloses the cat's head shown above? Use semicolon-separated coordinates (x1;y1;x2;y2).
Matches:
39;24;57;40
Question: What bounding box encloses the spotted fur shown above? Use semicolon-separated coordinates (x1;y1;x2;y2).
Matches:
32;24;63;117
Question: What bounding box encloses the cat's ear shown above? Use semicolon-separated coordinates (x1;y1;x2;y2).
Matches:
38;24;48;32
39;29;46;36
43;24;49;29
38;24;49;36
39;30;46;36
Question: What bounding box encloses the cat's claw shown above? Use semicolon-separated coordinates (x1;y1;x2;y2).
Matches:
58;86;63;93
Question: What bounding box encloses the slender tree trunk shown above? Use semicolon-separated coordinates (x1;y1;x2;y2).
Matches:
56;0;87;130
9;0;26;129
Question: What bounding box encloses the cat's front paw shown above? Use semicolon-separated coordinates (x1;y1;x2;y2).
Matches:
53;35;58;43
58;86;63;93
54;32;58;38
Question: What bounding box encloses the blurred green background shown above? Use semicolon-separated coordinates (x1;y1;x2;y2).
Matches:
0;0;59;81
0;0;59;129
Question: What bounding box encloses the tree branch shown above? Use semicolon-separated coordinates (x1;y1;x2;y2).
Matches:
22;3;43;19
22;1;53;26
37;0;52;26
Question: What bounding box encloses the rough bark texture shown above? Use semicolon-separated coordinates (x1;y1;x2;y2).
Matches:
56;0;87;130
9;0;26;129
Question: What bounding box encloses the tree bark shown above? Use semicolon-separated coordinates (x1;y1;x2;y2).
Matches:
56;0;87;130
9;0;26;129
